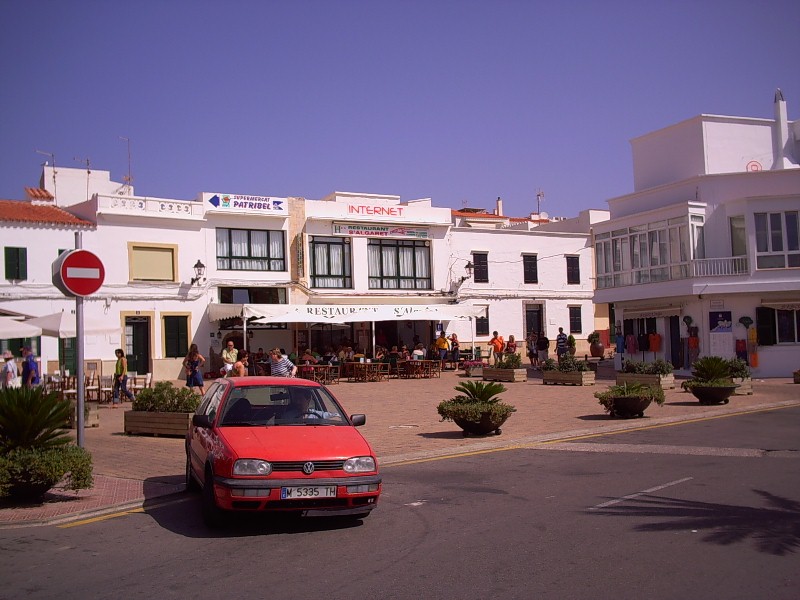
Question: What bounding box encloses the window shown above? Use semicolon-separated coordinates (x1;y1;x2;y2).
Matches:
216;228;286;271
219;287;288;330
754;211;800;269
756;306;800;344
4;247;27;280
568;306;582;334
130;245;175;281
475;306;489;336
566;256;580;284
367;239;431;289
729;216;746;257
310;236;352;288
472;252;488;283
163;316;188;358
523;254;538;284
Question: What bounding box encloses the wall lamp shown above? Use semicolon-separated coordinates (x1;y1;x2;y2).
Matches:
190;260;206;286
459;261;474;284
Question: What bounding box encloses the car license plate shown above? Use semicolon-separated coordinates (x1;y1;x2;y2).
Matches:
281;486;337;499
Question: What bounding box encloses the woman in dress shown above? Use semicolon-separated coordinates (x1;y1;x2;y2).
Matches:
183;343;206;395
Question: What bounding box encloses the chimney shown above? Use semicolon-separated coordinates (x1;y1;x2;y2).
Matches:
772;88;797;169
495;196;503;217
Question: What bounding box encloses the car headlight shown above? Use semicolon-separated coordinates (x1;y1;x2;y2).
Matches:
343;456;376;473
233;459;272;476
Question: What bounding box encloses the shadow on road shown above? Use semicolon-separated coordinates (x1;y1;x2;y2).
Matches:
592;490;800;556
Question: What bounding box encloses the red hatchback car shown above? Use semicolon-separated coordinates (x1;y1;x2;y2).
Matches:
186;376;381;526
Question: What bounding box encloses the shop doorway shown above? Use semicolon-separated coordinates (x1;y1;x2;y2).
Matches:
125;316;151;375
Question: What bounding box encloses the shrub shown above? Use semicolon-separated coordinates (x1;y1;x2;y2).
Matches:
0;387;72;452
567;335;576;348
0;446;93;501
587;331;601;344
622;359;673;375
594;382;666;412
132;381;201;413
540;358;558;372
0;387;93;501
496;352;522;369
727;357;751;379
555;354;590;372
436;381;516;423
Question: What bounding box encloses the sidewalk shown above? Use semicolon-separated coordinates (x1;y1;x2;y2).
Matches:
2;369;798;527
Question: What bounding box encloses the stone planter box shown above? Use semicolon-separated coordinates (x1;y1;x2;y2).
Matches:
616;372;675;390
732;377;753;395
124;410;193;437
542;371;595;386
482;367;528;383
463;363;486;377
68;401;100;429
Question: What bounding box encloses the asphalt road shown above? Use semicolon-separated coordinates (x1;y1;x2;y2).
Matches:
1;406;798;600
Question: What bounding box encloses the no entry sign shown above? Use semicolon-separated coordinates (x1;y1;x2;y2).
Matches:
52;250;105;297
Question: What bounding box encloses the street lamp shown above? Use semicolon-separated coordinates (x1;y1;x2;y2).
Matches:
190;260;206;286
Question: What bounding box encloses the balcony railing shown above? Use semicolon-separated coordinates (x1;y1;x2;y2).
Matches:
690;257;749;277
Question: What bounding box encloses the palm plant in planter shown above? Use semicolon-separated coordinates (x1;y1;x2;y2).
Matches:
595;382;665;418
0;386;93;502
682;356;737;405
437;380;516;437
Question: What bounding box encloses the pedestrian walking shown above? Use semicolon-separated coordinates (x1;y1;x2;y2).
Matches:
2;350;19;389
537;331;550;364
489;331;505;365
449;333;460;367
435;331;450;368
268;347;297;377
112;348;135;407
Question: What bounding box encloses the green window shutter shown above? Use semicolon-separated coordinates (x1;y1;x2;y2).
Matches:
4;247;26;280
755;307;776;346
164;316;189;358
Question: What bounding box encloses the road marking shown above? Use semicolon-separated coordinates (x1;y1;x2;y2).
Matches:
57;496;191;529
540;442;765;457
588;477;693;511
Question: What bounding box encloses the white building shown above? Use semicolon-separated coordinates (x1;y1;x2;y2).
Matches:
1;164;604;378
594;90;800;377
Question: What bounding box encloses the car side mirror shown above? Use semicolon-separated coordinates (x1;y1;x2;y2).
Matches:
192;414;212;428
350;414;366;427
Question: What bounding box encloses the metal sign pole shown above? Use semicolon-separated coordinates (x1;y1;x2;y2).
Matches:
75;232;85;447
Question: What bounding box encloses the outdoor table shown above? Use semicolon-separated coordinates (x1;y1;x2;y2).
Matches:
401;359;436;379
298;364;337;385
347;361;386;382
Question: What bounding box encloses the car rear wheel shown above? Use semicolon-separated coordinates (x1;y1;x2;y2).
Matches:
185;453;200;493
201;466;225;528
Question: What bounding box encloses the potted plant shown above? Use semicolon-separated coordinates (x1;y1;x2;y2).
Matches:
124;381;201;437
794;369;800;384
541;355;595;386
727;357;752;395
616;359;675;390
683;356;738;405
437;380;516;437
595;382;665;418
462;359;487;377
483;351;527;383
587;331;605;358
0;386;93;503
567;335;577;355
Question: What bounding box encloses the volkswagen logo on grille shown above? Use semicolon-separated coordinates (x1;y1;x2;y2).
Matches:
302;462;315;475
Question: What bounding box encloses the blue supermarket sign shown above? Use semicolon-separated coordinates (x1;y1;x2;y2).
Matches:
204;193;287;215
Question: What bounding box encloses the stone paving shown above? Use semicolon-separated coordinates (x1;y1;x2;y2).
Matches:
2;368;798;527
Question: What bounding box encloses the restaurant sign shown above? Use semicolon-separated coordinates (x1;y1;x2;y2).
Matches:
332;222;429;239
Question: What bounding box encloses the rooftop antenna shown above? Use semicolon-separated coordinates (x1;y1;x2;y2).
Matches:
35;149;58;203
119;136;132;193
74;156;91;200
536;189;544;216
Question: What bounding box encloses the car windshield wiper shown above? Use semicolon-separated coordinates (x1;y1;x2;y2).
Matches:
220;421;256;426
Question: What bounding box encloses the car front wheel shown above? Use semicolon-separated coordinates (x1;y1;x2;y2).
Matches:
201;467;225;528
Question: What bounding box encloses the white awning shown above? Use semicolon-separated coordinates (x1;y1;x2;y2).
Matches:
210;303;484;324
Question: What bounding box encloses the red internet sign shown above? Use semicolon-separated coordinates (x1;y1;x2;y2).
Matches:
52;250;105;297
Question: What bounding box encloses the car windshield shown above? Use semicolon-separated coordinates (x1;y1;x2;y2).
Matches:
219;385;346;426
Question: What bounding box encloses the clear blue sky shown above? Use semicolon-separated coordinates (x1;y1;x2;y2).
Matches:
2;0;797;218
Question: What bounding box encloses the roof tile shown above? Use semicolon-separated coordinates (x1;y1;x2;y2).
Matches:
0;199;94;227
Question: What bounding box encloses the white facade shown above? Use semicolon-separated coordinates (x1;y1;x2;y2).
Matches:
594;91;800;377
1;167;605;375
